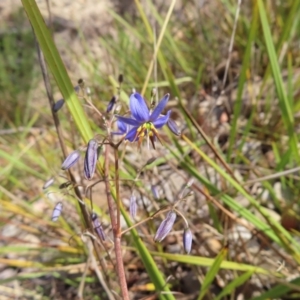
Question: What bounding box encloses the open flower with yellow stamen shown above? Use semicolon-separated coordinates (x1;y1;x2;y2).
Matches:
116;92;171;148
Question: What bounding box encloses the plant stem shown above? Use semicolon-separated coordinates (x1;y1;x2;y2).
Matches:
104;144;129;300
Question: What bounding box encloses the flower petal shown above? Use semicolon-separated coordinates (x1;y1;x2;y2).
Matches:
130;93;149;122
152;110;171;128
116;115;141;127
149;93;170;122
167;118;181;136
125;127;138;142
117;120;127;134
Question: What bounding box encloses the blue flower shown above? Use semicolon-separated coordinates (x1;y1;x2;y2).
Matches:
112;120;128;136
116;92;171;148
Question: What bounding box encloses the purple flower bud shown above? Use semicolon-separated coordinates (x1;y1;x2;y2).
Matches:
106;96;116;113
43;177;55;189
129;195;137;219
53;99;65;112
154;211;177;242
61;150;81;170
91;213;106;241
146;157;157;165
167;119;181;136
151;185;160;200
84;139;99;180
74;85;80;93
183;228;193;254
52;202;63;221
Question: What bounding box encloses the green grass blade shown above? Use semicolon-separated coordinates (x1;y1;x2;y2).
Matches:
215;270;254;300
227;1;258;160
197;247;228;300
258;0;300;163
250;277;300;300
151;251;276;275
21;0;93;143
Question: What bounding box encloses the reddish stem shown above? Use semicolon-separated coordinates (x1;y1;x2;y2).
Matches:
104;144;129;300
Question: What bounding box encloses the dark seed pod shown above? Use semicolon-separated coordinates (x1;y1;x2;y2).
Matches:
129;194;137;219
78;78;84;87
106;96;116;113
53;99;65;112
183;228;193;254
154;211;177;242
167;119;181;136
61;150;81;170
146;157;157;166
43;177;55;189
59;181;73;189
118;74;123;84
52;202;63;221
91;213;106;241
84;139;99;180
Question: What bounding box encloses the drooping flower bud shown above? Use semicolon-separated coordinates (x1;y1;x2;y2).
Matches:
151;185;160;200
183;228;193;254
84;139;99;180
43;177;55;189
106;96;116;113
167;119;181;136
61;150;81;170
53;99;65;112
51;202;63;222
154;211;177;242
91;213;106;241
129;194;137;219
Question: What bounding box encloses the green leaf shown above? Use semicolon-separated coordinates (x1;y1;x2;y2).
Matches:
215;271;254;300
258;0;300;163
198;247;228;300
